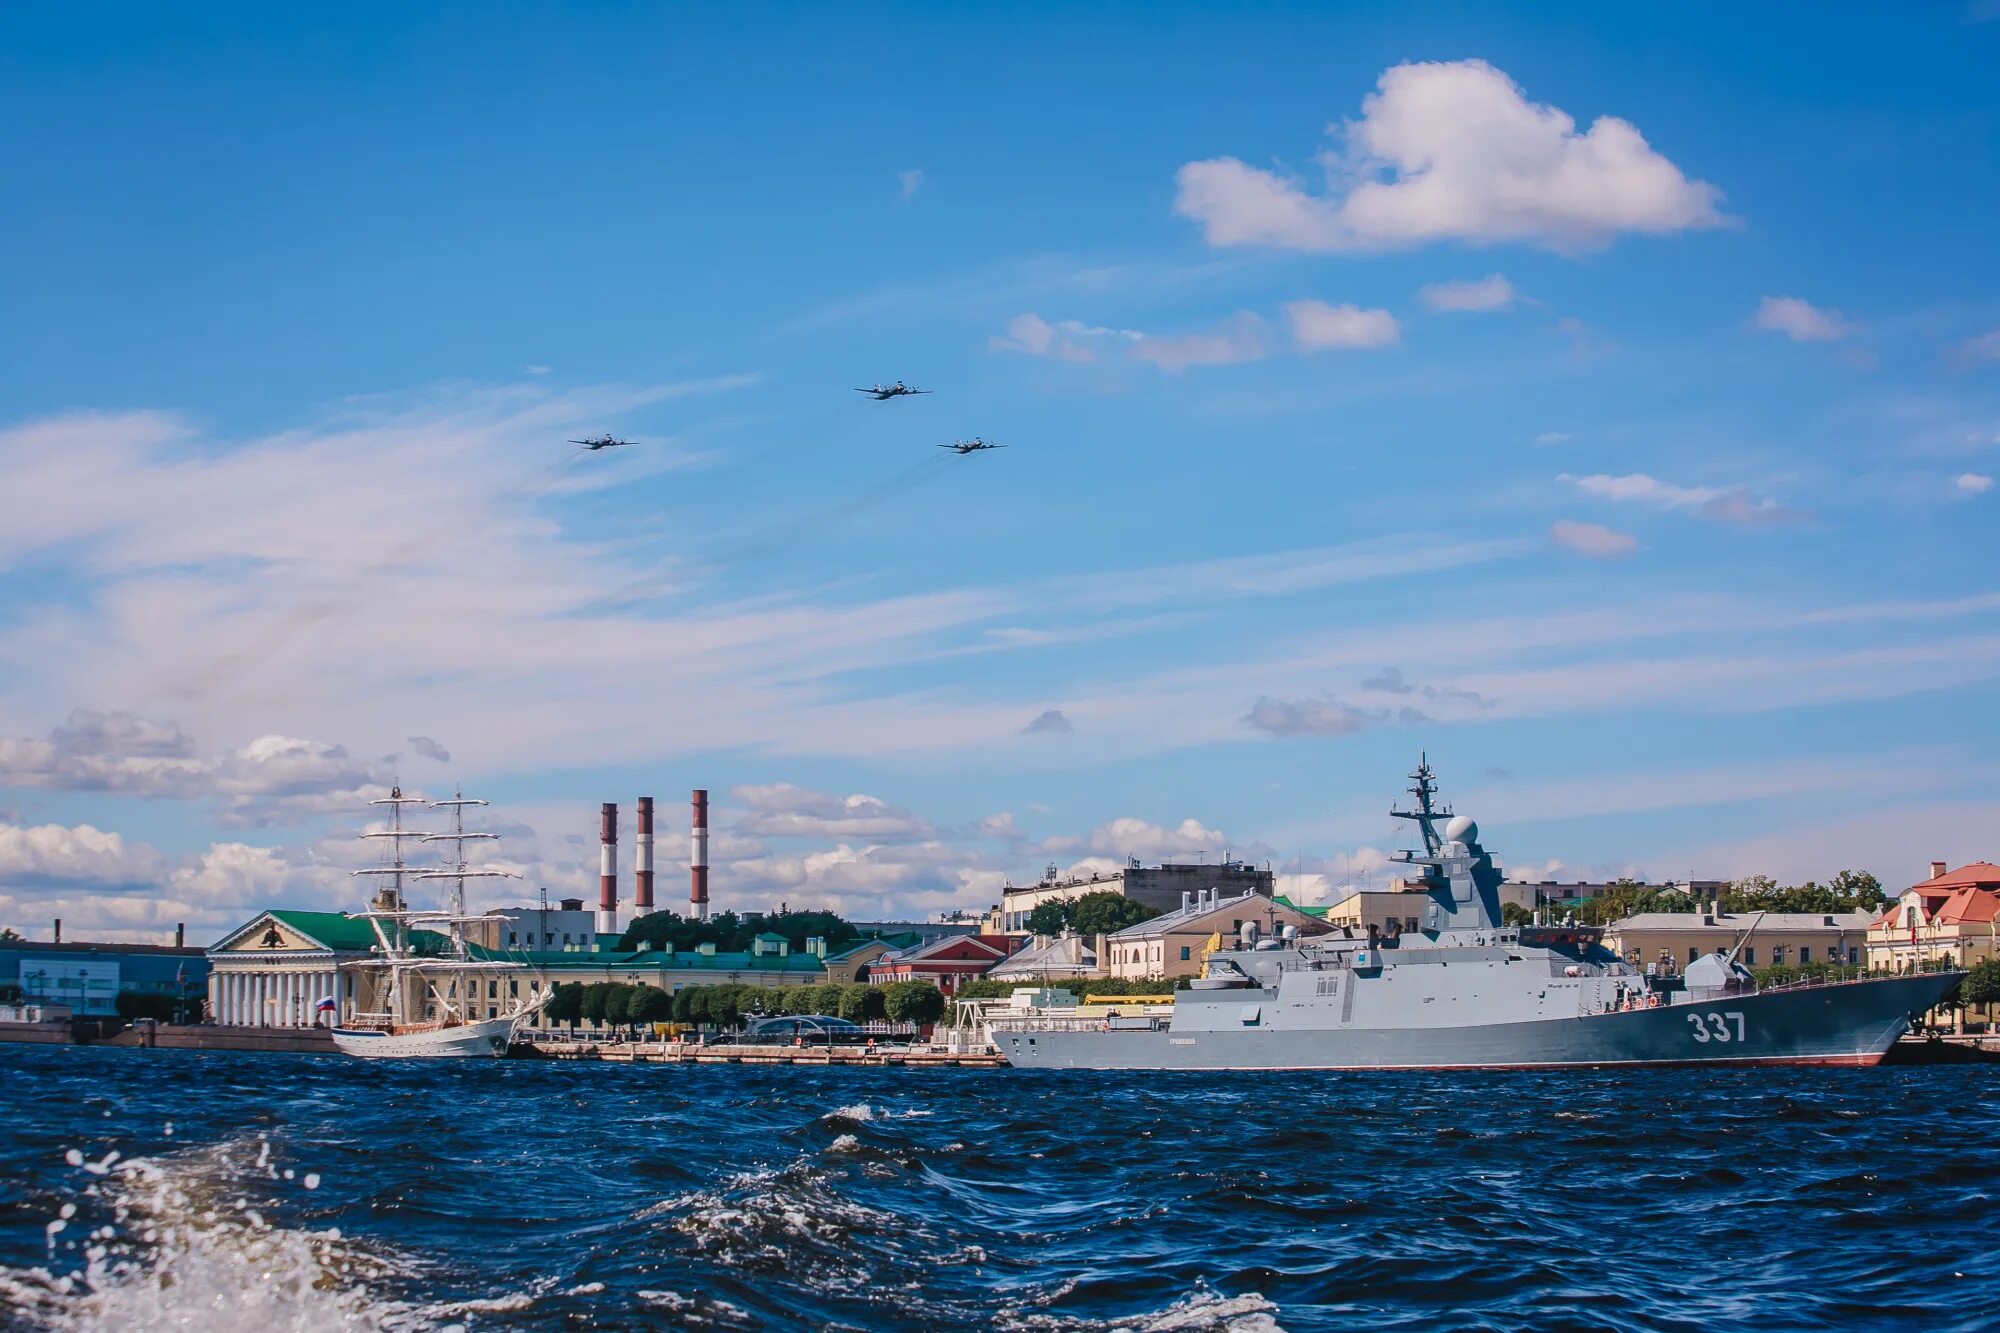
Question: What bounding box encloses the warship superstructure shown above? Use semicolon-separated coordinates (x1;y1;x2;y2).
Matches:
992;761;1960;1070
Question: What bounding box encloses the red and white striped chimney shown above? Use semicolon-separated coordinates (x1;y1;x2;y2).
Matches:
691;788;710;921
598;802;619;936
635;796;655;915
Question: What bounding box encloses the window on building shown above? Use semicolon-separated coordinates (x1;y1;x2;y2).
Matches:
1743;947;1755;965
488;980;498;999
1180;947;1191;961
1688;947;1699;964
509;980;518;996
1799;947;1811;964
507;932;517;946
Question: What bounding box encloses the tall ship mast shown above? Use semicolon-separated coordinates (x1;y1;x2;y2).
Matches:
333;784;544;1059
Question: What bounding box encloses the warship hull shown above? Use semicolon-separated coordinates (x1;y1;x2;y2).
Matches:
994;973;1956;1071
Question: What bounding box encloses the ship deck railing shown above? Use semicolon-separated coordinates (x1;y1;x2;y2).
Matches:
987;1014;1171;1034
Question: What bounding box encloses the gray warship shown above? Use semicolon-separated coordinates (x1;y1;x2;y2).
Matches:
992;761;1960;1071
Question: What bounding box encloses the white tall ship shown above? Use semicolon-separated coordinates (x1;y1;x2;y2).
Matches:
332;786;545;1059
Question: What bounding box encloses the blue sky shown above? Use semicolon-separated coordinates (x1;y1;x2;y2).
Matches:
3;4;1999;940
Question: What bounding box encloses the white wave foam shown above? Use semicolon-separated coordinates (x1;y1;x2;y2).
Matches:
829;1134;862;1153
3;1138;419;1332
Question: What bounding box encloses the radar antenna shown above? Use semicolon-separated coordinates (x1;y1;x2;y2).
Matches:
1389;751;1454;857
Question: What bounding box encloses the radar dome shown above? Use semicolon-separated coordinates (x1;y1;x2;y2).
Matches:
1443;815;1478;845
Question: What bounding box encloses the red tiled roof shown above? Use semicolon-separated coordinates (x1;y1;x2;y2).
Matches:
1907;862;2000;893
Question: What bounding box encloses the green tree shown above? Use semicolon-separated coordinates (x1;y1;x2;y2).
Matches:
632;986;675;1026
1830;869;1886;911
0;927;22;942
838;983;885;1023
1960;958;2000;1009
882;981;946;1026
1025;901;1072;936
1068;891;1159;937
579;983;611;1027
543;982;583;1029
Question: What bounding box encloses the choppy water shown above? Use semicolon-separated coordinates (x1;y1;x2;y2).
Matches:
1;1048;1996;1331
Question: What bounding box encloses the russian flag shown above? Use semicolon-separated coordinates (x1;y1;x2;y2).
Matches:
315;996;337;1013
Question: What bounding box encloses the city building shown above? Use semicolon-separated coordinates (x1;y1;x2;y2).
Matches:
986;933;1099;984
988;858;1276;934
1321;889;1432;937
469;899;606;953
821;939;897;985
848;918;983;949
207;911;376;1027
1866;861;2000;975
2;935;209;1018
1602;909;1873;971
1101;889;1328;981
869;934;1015;996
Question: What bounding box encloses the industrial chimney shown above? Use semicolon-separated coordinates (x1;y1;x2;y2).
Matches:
635;796;656;915
691;788;710;922
598;802;620;936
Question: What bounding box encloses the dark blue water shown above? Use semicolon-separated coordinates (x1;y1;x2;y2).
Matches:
2;1048;1996;1331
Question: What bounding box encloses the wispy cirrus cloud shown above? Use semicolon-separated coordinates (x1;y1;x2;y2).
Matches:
1752;295;1856;342
1559;472;1803;526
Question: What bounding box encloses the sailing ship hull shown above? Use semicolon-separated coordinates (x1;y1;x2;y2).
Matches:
994;973;1958;1071
331;1013;518;1059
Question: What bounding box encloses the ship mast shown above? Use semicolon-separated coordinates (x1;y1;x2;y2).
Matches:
1389;751;1452;857
418;788;517;956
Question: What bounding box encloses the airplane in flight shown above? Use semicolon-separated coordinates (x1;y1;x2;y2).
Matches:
570;435;636;451
940;437;1005;454
853;381;930;400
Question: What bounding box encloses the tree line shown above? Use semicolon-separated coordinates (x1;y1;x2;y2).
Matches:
1022;890;1160;938
614;907;860;956
540;978;947;1031
1504;870;1890;929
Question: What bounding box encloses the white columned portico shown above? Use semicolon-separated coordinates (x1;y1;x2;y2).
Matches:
226;973;238;1026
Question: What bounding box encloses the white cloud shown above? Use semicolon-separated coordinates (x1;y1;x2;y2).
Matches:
730;783;932;840
1419;274;1515;312
1962;330;2000;362
1549;519;1638;559
988;313;1139;363
1174;59;1725;254
898;169;924;201
1284;301;1401;350
1956;473;1995;496
1535;431;1573;445
407;735;451;762
0;821;163;886
1130;312;1271;372
1752;296;1855;342
1560;472;1801;526
1042;816;1229;862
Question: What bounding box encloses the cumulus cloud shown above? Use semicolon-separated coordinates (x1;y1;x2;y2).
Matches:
1131;312;1271;372
1956;473;1995;496
1549;518;1638;559
989;313;1140;363
1022;708;1073;735
731;783;933;840
898;168;924;201
1174;59;1725;254
1559;473;1802;526
1042;816;1229;863
1752;296;1855;342
0;711;389;824
0;821;164;887
1284;301;1401;350
407;735;451;763
1420;274;1515;312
